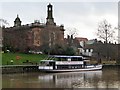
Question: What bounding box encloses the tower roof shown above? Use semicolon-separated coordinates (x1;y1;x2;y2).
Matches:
14;14;21;22
46;3;55;25
14;14;22;26
48;3;52;7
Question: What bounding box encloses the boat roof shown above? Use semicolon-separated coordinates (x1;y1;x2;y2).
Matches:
51;55;83;58
40;60;55;62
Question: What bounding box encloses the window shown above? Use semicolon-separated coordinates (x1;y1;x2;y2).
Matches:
49;7;51;11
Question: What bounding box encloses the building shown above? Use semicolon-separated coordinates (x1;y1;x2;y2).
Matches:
3;3;65;53
75;37;88;47
65;35;88;55
84;39;118;60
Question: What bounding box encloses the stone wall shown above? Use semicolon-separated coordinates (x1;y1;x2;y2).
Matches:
2;65;39;74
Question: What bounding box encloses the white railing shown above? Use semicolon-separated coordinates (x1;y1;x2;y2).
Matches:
56;61;83;65
38;66;53;70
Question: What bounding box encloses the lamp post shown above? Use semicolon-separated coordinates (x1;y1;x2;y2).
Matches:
105;24;108;44
105;24;109;60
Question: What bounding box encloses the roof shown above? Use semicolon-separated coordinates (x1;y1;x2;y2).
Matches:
51;55;83;58
48;3;52;7
86;39;96;45
40;60;55;62
75;37;88;42
14;15;21;22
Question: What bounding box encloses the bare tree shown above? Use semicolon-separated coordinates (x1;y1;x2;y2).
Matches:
96;20;116;60
0;19;9;27
65;27;78;38
96;20;115;43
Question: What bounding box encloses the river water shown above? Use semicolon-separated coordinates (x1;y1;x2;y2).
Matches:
2;66;120;89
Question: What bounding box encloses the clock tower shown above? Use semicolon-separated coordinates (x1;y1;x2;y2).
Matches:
46;3;56;25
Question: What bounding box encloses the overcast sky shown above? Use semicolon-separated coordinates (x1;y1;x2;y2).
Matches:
1;1;118;40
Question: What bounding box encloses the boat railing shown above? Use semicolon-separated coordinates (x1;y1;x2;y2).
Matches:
43;56;50;60
43;56;55;60
48;56;54;60
38;66;53;70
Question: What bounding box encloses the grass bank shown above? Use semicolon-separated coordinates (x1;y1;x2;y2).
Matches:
2;52;47;65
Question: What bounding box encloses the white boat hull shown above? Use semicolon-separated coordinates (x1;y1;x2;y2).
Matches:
39;65;102;73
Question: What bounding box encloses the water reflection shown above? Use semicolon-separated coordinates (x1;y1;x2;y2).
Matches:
38;71;103;88
2;67;120;89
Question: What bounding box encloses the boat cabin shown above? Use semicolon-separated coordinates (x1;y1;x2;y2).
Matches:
39;55;86;70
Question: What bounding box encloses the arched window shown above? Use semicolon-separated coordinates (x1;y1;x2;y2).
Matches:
49;7;51;11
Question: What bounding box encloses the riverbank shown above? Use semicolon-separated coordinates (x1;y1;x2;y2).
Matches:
2;65;120;74
2;65;39;74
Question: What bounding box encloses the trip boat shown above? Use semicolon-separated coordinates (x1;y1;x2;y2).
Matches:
38;55;102;73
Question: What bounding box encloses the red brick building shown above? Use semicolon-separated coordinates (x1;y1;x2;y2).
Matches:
75;37;88;43
3;4;65;52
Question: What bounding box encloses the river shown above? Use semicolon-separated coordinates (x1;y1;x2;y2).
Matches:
2;66;120;89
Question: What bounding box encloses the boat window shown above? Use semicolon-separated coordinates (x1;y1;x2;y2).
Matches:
55;57;67;61
67;58;71;61
71;57;83;61
61;58;67;61
71;58;77;61
49;62;54;66
78;57;83;61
